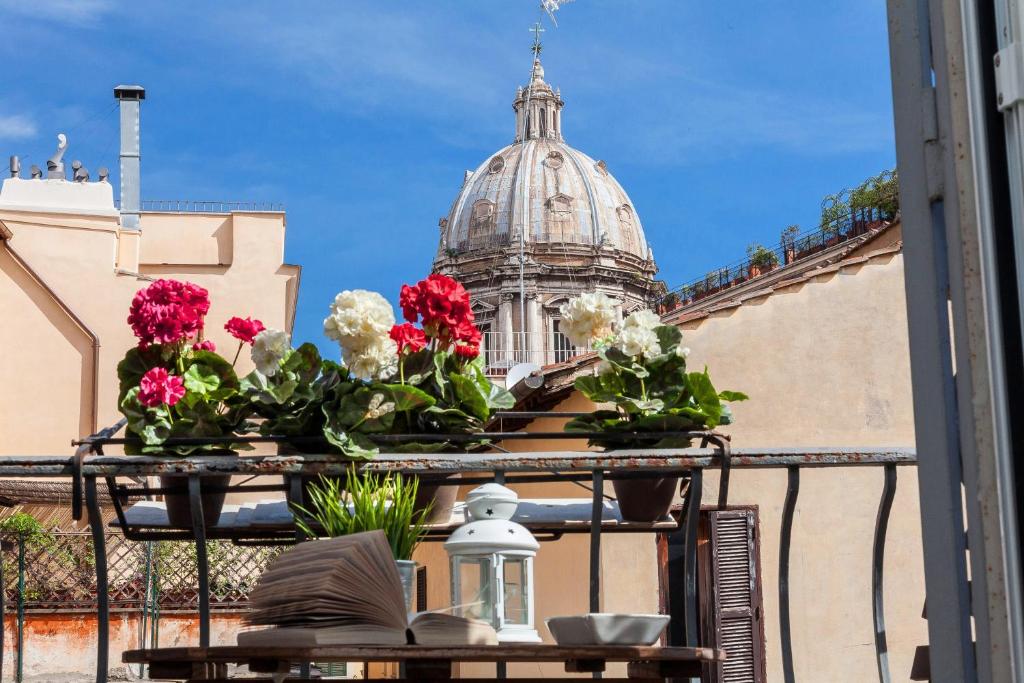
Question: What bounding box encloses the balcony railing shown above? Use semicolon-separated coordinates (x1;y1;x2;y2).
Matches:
478;331;592;377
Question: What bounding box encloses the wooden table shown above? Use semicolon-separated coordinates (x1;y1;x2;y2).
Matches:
123;644;726;681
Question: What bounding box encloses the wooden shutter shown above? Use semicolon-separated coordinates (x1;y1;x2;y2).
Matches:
699;507;766;683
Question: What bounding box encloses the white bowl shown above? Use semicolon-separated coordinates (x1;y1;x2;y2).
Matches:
545;613;669;646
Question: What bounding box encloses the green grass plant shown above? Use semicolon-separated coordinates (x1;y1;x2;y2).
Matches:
292;469;431;560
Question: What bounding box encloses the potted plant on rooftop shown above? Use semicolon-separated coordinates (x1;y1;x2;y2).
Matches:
116;279;260;528
557;293;747;522
746;243;780;278
318;275;514;522
293;469;431;612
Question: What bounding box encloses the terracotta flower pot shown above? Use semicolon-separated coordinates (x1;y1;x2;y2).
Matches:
159;473;232;529
414;473;462;524
612;477;680;523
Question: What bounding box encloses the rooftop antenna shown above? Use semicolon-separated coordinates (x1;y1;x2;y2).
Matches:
516;3;571;365
518;20;545;363
541;0;574;27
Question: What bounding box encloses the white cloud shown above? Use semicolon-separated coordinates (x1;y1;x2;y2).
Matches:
0;0;113;25
0;114;37;141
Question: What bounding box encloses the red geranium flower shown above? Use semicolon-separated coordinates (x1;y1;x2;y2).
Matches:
389;323;427;354
454;343;480;360
193;340;216;352
225;316;266;344
399;284;421;323
137;367;186;408
398;274;479;346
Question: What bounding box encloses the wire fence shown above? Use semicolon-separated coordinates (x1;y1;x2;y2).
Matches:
0;531;281;613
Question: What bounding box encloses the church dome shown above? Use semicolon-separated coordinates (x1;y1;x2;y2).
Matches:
437;59;653;264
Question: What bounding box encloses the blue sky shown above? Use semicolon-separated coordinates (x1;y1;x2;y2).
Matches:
0;1;895;348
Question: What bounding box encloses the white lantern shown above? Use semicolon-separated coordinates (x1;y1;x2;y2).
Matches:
444;484;540;643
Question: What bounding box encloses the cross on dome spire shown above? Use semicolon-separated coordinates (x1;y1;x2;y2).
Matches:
529;22;545;60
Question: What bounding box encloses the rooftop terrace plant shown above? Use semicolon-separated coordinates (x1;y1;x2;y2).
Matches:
117;279;260;455
293;470;430;561
558;292;747;450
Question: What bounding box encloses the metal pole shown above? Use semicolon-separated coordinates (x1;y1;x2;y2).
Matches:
1;538;5;683
138;541;153;678
86;477;109;683
16;536;24;683
589;470;603;680
187;475;210;648
872;464;897;683
779;466;799;683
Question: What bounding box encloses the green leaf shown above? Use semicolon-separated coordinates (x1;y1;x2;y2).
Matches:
486;382;515;410
686;369;723;427
450;373;489;421
387;384;436;413
116;346;165;405
654;325;682;353
718;390;749;402
183;363;220;395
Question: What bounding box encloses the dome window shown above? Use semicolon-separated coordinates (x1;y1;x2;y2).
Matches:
617;205;638;252
545;152;564;170
488;157;505;174
546;193;573;214
469;199;496;243
595;160;609;176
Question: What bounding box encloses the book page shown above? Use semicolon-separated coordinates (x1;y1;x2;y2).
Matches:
409;612;498;646
247;531;408;631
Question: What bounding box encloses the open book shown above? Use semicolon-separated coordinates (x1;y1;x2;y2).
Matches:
238;530;497;647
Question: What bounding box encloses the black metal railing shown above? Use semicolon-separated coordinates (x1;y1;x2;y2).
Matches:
656;208;897;312
113;199;285;213
0;417;917;683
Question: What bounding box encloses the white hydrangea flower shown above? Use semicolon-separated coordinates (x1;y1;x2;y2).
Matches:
622;309;661;331
251;329;291;377
343;338;399;381
323;289;395;350
558;292;617;347
676;345;691;359
618;326;661;359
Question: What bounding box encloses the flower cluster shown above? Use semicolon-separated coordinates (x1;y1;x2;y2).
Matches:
127;279;211;348
137;367;185;408
617;309;662;359
558;292;618;348
252;329;292;377
225;316;266;344
389;322;427;354
323;290;398;380
399;274;480;358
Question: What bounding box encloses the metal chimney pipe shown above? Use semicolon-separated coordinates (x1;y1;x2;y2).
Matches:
113;84;145;229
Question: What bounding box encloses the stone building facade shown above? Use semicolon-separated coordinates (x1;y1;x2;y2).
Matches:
433;57;658;375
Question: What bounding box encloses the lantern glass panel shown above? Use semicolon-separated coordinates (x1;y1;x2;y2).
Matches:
455;557;494;622
502;557;529;625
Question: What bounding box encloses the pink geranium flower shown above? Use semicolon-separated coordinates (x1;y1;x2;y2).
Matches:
127;279;210;347
137;368;186;408
193;340;216;352
225;316;266;344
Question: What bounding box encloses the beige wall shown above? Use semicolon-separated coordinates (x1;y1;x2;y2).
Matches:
415;248;925;680
0;207;298;456
678;249;924;682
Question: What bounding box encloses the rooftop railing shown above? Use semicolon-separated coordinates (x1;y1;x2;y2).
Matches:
656;210;896;312
114;199;285;213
